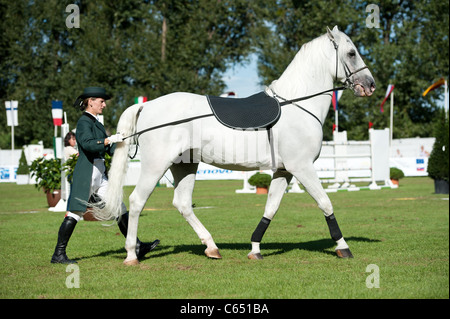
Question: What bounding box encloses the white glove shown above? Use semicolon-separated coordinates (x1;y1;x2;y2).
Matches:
108;133;124;144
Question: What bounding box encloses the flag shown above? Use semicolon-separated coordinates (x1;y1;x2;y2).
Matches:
380;84;394;113
134;96;148;104
51;100;63;126
422;78;445;96
332;90;343;111
5;101;18;126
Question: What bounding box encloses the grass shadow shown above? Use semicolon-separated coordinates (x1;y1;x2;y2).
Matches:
140;236;381;260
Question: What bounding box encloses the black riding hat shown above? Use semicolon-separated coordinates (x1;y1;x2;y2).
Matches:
73;87;111;109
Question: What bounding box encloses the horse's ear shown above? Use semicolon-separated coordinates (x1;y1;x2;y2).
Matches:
332;25;339;32
326;26;334;40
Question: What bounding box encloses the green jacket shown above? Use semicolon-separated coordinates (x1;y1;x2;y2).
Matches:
67;112;116;213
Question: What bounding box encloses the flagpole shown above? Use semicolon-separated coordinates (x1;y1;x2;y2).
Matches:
335;109;338;132
390;89;394;146
445;80;448;119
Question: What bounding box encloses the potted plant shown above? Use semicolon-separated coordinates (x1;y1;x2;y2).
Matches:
390;167;405;186
248;172;272;194
30;157;62;207
16;149;30;185
427;110;449;194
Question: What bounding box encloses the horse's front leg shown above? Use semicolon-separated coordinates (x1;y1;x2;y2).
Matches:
248;170;292;260
292;163;353;258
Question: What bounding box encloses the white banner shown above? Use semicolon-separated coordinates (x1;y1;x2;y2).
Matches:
5;101;18;126
389;157;429;177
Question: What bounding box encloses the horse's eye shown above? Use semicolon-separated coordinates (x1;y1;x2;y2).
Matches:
348;50;356;58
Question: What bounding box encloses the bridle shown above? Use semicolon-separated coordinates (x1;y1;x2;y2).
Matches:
271;36;369;126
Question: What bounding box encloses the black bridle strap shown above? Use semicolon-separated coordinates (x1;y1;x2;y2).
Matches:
278;86;347;106
123;113;214;140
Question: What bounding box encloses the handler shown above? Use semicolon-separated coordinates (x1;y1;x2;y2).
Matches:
51;87;159;264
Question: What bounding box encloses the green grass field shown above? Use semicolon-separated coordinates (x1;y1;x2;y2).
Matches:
0;177;448;299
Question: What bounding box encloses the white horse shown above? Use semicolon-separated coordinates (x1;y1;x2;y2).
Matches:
94;26;375;265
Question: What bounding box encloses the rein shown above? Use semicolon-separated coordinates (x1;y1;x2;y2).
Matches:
273;86;347;127
123;113;214;141
123;85;342;145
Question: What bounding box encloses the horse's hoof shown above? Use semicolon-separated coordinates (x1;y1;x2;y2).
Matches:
336;248;354;258
247;252;263;260
123;258;139;266
205;248;222;259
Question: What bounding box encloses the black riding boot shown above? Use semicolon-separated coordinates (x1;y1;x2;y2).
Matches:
117;212;159;260
51;216;78;264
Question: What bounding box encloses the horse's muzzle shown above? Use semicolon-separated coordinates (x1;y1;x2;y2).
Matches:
354;77;376;97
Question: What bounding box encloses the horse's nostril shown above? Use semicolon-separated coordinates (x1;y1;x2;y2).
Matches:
371;82;376;92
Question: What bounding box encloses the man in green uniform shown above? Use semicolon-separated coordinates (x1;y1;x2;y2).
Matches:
51;87;159;264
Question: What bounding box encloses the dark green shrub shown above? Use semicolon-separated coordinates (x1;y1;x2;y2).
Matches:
390;167;405;180
248;172;272;188
427;111;449;182
16;149;29;175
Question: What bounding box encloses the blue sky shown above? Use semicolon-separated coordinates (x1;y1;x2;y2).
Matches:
222;54;264;98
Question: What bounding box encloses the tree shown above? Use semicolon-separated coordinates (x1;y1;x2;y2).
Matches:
0;0;258;148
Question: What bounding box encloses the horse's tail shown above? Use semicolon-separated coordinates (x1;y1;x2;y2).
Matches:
92;103;142;221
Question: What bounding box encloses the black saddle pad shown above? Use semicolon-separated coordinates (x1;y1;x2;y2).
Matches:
206;91;281;130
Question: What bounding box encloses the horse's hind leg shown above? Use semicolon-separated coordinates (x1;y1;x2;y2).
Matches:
292;163;353;258
171;163;221;259
248;169;292;260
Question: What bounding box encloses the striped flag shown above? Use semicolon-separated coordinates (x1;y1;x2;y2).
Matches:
380;84;394;113
134;96;148;104
51;100;63;126
332;90;343;111
422;78;445;96
5;101;18;126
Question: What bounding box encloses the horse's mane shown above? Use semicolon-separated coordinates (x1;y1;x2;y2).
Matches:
269;34;332;97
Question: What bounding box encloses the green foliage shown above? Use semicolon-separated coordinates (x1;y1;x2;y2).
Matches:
427;111;449;181
63;153;111;183
29;157;61;192
248;172;272;188
62;154;78;184
16;149;29;175
0;0;258;148
389;167;404;180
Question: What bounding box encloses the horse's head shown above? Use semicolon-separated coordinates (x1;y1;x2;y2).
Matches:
327;26;376;97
